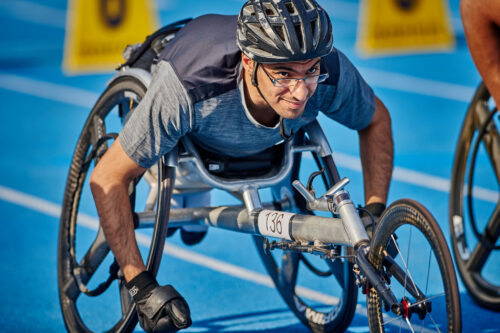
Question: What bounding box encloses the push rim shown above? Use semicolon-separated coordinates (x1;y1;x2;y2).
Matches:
449;82;500;310
368;199;461;332
254;134;358;333
57;77;174;332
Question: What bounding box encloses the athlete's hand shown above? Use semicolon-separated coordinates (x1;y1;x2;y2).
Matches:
126;271;191;332
136;285;191;332
359;202;386;239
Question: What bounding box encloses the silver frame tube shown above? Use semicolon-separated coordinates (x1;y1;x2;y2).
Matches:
137;205;355;247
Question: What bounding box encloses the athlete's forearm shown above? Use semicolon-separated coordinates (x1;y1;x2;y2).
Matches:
90;178;146;282
89;139;147;282
461;0;500;106
358;97;393;205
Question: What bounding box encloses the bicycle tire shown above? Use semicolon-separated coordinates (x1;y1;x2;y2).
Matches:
367;199;461;332
254;151;358;333
57;77;175;332
449;82;500;311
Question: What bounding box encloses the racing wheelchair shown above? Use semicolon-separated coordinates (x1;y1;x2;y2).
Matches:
450;82;500;311
57;19;461;332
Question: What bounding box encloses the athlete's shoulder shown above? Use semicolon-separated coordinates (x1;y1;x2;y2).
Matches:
158;15;241;103
319;47;340;86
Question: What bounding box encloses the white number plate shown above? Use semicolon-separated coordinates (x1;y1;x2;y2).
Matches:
257;210;294;240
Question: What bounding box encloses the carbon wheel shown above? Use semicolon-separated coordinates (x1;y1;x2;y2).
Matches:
254;141;358;333
367;199;461;332
449;82;500;311
57;77;175;332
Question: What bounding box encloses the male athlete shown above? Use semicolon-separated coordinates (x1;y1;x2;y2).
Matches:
90;0;393;331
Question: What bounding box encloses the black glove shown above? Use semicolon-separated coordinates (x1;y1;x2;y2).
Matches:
360;203;399;258
126;271;192;333
359;202;386;239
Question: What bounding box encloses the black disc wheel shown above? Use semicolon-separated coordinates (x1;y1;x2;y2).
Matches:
367;199;461;332
449;82;500;311
254;143;358;333
57;77;175;332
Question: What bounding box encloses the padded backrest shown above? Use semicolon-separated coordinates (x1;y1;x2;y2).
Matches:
118;18;192;72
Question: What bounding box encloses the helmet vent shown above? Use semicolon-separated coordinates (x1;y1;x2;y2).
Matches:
294;24;304;50
285;3;296;14
275;25;286;43
310;21;317;45
263;3;278;16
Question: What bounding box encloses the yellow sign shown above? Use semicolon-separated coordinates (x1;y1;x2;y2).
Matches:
63;0;158;73
356;0;455;56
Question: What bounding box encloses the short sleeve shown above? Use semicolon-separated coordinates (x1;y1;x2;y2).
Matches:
119;61;194;168
316;50;375;130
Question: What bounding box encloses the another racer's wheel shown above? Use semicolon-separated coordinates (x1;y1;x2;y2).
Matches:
254;140;358;333
57;77;175;332
367;199;461;332
449;82;500;311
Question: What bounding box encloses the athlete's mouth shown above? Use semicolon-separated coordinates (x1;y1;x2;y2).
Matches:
281;98;306;109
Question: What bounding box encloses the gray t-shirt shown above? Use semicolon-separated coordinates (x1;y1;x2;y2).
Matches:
119;15;375;169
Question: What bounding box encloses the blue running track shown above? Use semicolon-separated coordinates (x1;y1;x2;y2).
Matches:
0;0;499;332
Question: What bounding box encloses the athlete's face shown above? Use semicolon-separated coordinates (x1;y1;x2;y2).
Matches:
256;58;321;119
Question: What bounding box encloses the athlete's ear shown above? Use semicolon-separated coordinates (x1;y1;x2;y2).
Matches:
241;53;259;87
241;53;254;73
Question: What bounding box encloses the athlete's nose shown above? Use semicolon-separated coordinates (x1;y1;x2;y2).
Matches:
289;79;309;101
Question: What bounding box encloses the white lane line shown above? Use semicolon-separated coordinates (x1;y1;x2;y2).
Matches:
0;184;322;303
0;184;436;331
0;74;99;108
358;67;476;103
0;74;494;202
333;152;498;203
0;72;495;202
1;2;471;102
0;186;62;218
0;67;476;107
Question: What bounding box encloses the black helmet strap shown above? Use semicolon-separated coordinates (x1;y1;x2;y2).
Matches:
249;62;293;141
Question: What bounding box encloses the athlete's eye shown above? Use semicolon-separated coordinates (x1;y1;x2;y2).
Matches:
307;67;319;75
276;71;290;78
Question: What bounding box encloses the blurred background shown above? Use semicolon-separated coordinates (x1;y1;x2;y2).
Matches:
0;0;499;332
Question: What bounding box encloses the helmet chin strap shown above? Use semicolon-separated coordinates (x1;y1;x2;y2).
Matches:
251;62;293;141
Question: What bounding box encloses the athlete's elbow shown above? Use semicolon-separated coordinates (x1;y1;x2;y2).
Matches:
89;166;107;199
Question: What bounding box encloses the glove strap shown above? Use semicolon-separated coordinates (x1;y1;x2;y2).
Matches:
125;271;158;302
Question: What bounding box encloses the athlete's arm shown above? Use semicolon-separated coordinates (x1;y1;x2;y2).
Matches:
461;0;500;106
357;96;393;205
89;137;147;282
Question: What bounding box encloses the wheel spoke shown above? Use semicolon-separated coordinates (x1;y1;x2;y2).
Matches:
483;202;500;245
477;109;500;181
383;255;425;300
405;316;416;333
77;226;110;285
466;203;500;272
426;313;443;333
408;292;446;308
393;233;421;299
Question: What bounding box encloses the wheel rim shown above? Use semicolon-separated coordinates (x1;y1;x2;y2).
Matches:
254;140;358;332
58;79;170;332
369;200;461;332
449;82;500;310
